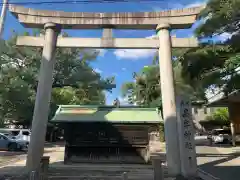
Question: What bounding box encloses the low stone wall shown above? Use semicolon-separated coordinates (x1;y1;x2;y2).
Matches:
149;132;163;154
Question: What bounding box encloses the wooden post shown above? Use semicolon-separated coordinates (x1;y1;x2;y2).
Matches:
40;156;50;180
151;155;164;180
122;172;128;180
29;171;38;180
64;145;69;164
228;103;236;147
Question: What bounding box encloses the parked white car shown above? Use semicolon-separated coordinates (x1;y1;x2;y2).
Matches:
194;135;210;145
210;129;232;144
0;128;30;140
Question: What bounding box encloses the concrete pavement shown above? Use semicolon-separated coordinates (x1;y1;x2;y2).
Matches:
1;143;240;180
157;143;240;180
196;145;240;180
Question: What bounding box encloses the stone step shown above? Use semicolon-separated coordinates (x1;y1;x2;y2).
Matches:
49;163;157;170
49;174;154;180
48;164;169;180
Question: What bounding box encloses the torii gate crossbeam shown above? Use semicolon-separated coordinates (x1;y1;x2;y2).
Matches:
16;36;198;48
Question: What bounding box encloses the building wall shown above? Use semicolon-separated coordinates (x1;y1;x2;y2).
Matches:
191;105;216;123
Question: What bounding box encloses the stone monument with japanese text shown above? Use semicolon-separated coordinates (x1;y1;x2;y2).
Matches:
177;96;197;178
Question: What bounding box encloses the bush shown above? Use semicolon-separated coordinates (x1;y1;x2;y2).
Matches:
212;108;229;121
202;108;230;128
159;122;165;142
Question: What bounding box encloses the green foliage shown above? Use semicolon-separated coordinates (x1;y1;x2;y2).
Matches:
206;108;229;121
0;31;114;127
196;0;240;37
203;108;230;128
159;122;165;142
121;65;161;106
180;0;240;95
121;60;205;107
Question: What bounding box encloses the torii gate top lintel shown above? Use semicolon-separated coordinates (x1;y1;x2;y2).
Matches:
9;5;204;30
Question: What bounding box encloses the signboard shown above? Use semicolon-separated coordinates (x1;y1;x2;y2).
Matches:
176;96;197;178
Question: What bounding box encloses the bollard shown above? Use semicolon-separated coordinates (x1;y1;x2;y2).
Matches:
151;155;164;180
29;171;38;180
40;156;50;180
122;172;128;180
208;137;212;146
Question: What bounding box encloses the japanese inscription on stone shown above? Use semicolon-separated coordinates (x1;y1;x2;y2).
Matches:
176;96;197;178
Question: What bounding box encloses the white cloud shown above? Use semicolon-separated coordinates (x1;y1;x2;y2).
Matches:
114;49;156;60
218;32;233;42
146;34;158;39
98;49;107;57
93;68;102;74
113;34;157;60
112;72;118;77
121;67;127;71
185;1;206;8
118;97;130;105
152;1;206;11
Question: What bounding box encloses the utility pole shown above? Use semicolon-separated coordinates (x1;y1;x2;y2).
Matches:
0;0;8;38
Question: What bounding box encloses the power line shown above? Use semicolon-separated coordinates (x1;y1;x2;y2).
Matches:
0;0;167;5
0;0;8;38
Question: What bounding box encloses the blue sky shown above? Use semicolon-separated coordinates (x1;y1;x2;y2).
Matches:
2;0;229;105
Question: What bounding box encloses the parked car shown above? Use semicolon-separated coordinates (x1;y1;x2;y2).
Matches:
210;129;232;144
194;134;209;145
0;128;31;145
0;133;28;151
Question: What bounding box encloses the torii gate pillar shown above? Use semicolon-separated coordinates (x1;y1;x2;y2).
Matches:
156;23;181;175
26;22;60;171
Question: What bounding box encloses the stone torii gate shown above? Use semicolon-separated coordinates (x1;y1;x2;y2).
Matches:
9;5;203;176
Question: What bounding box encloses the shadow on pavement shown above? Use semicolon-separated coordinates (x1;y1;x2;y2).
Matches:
0;151;26;156
197;152;240;180
0;166;28;180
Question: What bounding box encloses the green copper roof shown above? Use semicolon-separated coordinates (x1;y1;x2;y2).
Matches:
51;105;162;123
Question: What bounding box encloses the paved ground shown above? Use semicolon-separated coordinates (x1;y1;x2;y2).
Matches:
0;151;26;167
0;143;173;180
158;141;240;180
196;145;240;180
0;143;240;180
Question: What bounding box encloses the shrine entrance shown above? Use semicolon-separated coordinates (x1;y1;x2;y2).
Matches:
9;4;203;176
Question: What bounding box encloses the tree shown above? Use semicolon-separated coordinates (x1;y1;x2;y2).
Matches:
196;0;240;37
212;108;229;122
180;0;240;95
121;60;205;107
204;108;230;127
0;31;114;127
